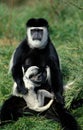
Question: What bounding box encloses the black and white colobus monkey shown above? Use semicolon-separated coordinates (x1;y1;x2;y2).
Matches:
0;18;79;130
10;18;63;104
13;66;54;112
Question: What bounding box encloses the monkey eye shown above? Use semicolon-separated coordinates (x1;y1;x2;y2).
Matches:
31;29;43;35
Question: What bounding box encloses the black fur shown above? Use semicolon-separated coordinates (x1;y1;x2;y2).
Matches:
0;96;26;122
70;99;83;109
26;18;49;27
0;96;79;130
12;18;63;103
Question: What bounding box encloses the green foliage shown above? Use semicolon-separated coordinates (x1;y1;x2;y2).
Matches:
0;116;61;130
57;40;83;108
0;45;14;105
0;0;83;129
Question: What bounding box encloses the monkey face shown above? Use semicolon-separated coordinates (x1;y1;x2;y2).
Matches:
23;66;47;88
27;27;48;49
31;28;43;41
26;18;49;49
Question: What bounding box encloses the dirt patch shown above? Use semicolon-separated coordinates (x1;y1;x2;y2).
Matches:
0;38;19;46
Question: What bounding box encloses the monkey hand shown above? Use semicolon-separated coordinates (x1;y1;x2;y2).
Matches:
17;84;28;95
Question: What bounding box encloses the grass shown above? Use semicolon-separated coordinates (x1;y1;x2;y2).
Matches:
0;0;83;129
0;116;61;130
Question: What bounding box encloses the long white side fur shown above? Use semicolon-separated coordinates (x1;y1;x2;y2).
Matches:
13;66;54;112
8;50;16;74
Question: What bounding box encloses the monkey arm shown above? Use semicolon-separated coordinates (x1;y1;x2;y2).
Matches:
47;56;64;104
12;48;23;84
37;89;54;106
12;58;28;94
11;40;29;94
12;63;24;89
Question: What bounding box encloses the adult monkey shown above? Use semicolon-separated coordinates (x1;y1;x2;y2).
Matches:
0;18;79;130
10;18;63;104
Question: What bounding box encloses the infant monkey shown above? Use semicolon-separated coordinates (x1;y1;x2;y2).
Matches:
13;66;54;112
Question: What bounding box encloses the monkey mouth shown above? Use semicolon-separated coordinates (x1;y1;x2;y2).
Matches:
33;37;42;41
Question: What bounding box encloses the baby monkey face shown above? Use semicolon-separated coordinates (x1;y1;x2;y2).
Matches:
24;66;47;86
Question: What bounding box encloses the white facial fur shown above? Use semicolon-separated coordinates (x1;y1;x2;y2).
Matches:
27;27;48;49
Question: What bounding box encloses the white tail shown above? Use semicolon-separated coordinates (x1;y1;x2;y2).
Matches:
32;99;53;112
64;80;76;91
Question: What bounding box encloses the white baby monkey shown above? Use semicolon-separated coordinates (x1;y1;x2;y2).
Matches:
13;66;54;112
